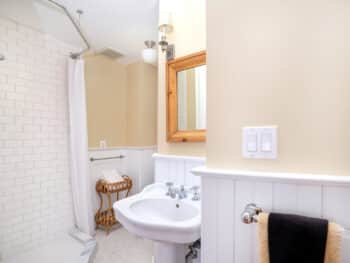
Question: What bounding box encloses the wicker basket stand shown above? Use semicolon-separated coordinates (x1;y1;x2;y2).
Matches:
95;175;132;234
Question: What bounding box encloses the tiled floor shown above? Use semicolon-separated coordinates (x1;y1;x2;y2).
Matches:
93;226;154;263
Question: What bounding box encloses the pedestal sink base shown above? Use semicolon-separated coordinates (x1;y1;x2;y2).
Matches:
154;242;186;263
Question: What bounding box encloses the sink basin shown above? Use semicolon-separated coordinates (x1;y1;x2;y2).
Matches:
114;183;201;244
113;183;201;263
130;198;199;222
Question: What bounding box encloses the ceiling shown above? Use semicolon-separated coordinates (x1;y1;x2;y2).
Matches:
0;0;159;61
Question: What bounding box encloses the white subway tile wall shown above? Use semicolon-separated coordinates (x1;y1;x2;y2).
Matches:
0;17;77;259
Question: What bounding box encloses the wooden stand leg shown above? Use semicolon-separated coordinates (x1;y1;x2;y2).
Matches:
106;192;112;235
96;191;103;230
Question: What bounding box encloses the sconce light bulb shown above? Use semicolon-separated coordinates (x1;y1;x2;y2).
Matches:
159;41;168;53
158;35;168;53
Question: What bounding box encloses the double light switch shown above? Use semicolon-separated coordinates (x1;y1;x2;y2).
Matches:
242;126;277;159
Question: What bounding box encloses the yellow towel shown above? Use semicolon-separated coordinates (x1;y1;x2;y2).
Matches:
324;222;342;263
257;213;342;263
258;213;270;263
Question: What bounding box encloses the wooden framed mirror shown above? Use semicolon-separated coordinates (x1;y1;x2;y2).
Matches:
166;51;206;142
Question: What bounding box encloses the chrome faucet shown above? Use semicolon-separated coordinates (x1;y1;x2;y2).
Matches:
165;182;188;200
176;185;188;200
166;182;174;196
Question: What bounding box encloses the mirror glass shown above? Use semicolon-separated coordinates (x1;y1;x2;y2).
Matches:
177;65;206;131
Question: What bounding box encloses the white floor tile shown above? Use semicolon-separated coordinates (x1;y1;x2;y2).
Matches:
94;226;153;263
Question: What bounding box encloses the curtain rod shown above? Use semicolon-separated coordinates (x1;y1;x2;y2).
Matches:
46;0;90;59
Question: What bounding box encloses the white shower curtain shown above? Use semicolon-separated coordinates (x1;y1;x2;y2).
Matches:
67;58;95;236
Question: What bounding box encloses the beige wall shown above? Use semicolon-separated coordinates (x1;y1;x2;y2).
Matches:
85;55;128;147
126;62;158;146
157;0;206;156
207;0;350;175
85;55;157;148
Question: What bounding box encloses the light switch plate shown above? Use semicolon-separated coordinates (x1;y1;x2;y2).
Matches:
261;132;273;152
245;129;258;153
242;126;278;159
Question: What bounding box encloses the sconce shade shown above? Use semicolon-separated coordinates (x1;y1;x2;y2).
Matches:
159;12;173;33
142;48;157;64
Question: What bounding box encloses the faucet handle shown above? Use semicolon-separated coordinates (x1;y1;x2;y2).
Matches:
165;182;174;196
179;185;187;197
191;185;199;191
191;185;200;201
166;182;174;187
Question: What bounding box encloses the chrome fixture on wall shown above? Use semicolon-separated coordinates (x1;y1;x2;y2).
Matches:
241;203;262;224
0;54;5;61
158;32;171;53
158;12;175;60
89;155;125;162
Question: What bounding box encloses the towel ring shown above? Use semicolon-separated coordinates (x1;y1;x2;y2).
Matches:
241;203;263;224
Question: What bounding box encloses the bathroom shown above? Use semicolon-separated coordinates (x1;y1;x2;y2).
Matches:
0;0;350;262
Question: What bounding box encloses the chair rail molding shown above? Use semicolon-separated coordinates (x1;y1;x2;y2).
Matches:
192;166;350;186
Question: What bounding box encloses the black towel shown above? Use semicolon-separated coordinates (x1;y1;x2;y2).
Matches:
268;213;328;263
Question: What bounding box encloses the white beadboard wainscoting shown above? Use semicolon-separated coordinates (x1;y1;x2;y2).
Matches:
153;153;205;187
192;167;350;263
88;147;156;212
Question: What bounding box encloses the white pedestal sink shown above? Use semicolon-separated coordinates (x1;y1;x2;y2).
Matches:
153;242;186;263
113;183;201;263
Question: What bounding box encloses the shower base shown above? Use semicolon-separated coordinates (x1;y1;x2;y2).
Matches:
3;228;96;263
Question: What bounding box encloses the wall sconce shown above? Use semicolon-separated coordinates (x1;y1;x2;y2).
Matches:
158;12;174;59
142;40;157;64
